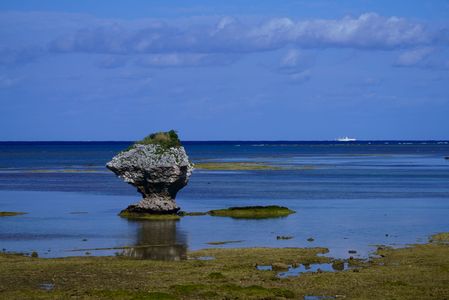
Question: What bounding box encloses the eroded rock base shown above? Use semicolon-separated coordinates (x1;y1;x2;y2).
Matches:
120;200;180;216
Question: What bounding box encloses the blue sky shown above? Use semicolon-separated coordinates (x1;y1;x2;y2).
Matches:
1;1;448;140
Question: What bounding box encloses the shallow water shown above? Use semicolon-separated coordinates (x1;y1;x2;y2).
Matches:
0;141;448;259
256;262;350;277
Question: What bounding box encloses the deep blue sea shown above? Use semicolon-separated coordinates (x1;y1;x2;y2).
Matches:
1;141;449;260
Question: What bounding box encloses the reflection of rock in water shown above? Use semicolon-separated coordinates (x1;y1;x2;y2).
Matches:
123;220;187;261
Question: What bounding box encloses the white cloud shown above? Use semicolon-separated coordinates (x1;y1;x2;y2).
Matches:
280;49;302;68
395;47;434;67
135;53;239;68
49;13;437;56
394;47;449;70
1;12;447;68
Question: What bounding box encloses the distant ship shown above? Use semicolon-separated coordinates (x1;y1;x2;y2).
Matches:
337;136;357;142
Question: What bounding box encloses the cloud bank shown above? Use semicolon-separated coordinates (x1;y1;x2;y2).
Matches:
1;12;447;68
49;13;436;56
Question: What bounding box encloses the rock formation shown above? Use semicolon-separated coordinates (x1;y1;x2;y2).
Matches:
107;132;193;215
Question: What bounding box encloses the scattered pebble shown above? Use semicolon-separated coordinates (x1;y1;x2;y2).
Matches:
307;237;315;242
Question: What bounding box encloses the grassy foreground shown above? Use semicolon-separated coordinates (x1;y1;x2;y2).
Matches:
1;233;449;299
208;206;295;219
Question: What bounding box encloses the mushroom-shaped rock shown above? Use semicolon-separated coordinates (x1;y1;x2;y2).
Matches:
107;131;193;215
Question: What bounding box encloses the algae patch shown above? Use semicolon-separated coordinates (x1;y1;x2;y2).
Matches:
194;162;283;171
118;205;295;220
0;211;27;217
430;232;449;243
206;240;243;245
208;205;295;219
118;211;180;221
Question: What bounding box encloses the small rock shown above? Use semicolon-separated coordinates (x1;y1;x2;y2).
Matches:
31;251;38;258
272;262;289;271
348;250;357;254
276;235;293;240
307;237;315;242
332;260;345;271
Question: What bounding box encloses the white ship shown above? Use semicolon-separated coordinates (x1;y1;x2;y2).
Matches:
337;136;357;142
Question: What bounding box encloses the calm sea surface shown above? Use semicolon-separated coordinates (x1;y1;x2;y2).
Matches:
1;141;448;259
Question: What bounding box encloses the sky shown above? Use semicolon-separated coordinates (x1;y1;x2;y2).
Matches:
0;0;449;141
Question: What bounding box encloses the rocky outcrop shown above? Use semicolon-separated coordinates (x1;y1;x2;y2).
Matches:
106;144;193;215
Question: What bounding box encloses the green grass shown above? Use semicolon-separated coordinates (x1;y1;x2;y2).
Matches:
137;130;181;148
208;205;295;219
0;211;27;217
1;235;449;299
124;130;182;153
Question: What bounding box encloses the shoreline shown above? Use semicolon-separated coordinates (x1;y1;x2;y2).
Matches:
1;233;448;299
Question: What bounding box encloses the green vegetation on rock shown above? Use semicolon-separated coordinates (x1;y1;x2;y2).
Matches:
1;234;449;299
208;205;295;219
136;130;181;149
0;211;27;217
122;130;182;153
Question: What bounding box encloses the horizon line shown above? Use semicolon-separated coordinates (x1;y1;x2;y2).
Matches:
1;139;448;143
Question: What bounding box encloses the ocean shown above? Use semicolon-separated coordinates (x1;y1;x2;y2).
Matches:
1;141;448;260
